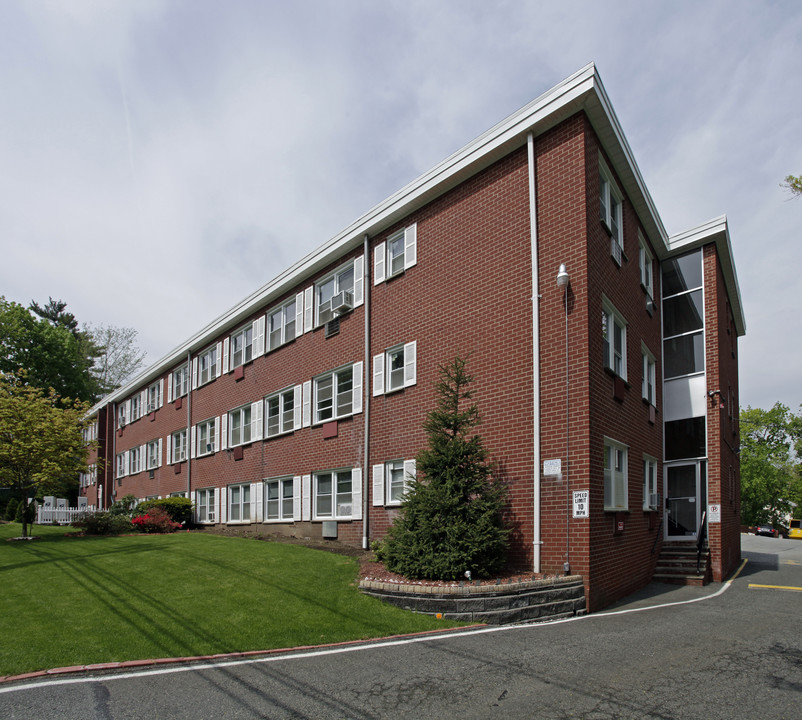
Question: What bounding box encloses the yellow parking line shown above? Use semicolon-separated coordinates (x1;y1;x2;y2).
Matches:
748;584;802;592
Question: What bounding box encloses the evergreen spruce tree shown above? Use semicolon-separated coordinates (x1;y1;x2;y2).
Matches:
383;357;508;580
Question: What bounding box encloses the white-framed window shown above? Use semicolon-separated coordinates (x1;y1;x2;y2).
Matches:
82;422;98;443
129;446;142;475
268;297;297;351
171;429;187;464
146;439;162;470
196;418;217;457
599;160;623;263
314;363;363;423
314;469;354;519
231;325;254;368
117;403;128;428
130;395;141;422
147;380;162;413
265;477;295;521
374;224;417;284
116;452;127;479
230;404;252;446
662;250;705;380
643;456;659;510
228;483;251;522
171;364;189;401
642;345;656;406
602;299;627;379
316;262;355;326
266;388;294;437
604;438;628;511
639;234;654;299
196;488;215;523
197;345;218;386
373;341;417;396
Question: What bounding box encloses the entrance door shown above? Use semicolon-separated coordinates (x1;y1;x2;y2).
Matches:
665;463;699;540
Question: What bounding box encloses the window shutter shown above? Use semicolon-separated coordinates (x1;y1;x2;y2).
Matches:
222;338;230;374
167;373;173;403
293;476;302;521
404;223;417;269
293;384;302;430
404;459;416;488
403;341;417;387
373;241;386;285
166;435;172;465
352;361;363;414
351;468;362;520
353;255;364;307
190;426;196;459
295;291;304;339
216;342;223;377
302;381;311;428
140;390;147;413
212;488;219;523
252;482;261;522
192;358;198;389
220;487;228;523
123;452;129;476
302;475;311;521
372;353;385;396
253;316;266;357
372;464;384;506
251;401;263;441
220;413;228;451
303;286;313;333
158;380;164;408
125;400;131;422
157;438;163;467
194;491;201;523
214;416;221;452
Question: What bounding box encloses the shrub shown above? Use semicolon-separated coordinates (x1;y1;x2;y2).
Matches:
15;500;36;525
135;497;193;525
131;507;181;534
5;498;19;522
72;512;133;535
108;494;138;517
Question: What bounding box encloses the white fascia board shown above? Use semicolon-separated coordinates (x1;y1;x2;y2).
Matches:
668;215;746;336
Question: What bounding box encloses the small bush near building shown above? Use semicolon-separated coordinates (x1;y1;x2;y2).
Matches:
4;498;19;521
131;507;181;534
72;512;133;535
136;497;193;525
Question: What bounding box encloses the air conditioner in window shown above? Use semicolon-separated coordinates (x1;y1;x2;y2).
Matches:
336;503;352;517
208;512;216;523
610;237;622;266
649;493;660;509
330;291;354;316
119;417;126;427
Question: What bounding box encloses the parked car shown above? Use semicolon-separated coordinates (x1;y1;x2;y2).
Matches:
788;519;801;539
755;524;779;538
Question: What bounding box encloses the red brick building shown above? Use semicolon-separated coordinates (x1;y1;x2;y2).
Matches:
83;65;745;611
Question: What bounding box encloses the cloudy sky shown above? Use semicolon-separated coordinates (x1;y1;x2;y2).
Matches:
1;1;800;412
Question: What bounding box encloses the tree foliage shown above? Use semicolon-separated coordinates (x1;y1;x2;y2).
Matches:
382;357;509;580
781;174;802;197
87;323;147;395
740;403;802;526
0;373;91;536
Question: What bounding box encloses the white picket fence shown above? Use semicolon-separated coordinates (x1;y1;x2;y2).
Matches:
36;497;95;525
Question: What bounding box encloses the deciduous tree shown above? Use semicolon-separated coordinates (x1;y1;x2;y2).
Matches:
87;323;146;394
781;174;802;197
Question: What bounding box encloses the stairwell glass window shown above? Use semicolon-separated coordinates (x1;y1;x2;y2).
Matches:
228;483;250;522
316;263;354;326
266;388;294;437
599;161;623;263
171;429;187;463
602;300;627;379
196;418;216;457
268;298;296;351
265;478;294;521
229;405;252;447
197;488;215;523
662;250;705;379
231;325;254;368
643;457;659;510
314;469;353;519
198;346;217;386
604;438;628;511
315;366;353;422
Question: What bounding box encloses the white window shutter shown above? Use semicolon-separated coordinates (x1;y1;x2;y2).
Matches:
192;358;198;389
139;390;146;411
158;380;164;408
216;342;223;377
372;353;385;396
404;223;417;269
220;487;228;524
404;341;417;387
220;413;228;451
353;255;364;307
190;426;196;459
295;291;304;339
302;381;311;428
214;416;221;452
252;482;261;522
372;464;384;506
157;438;163;467
222;338;230;374
404;459;417;488
167;373;173;403
194;491;201;523
251;401;263;441
303;286;313;333
166;435;172;465
123;452;129;476
374;241;386;285
352;361;363;414
351;468;362;520
293;384;302;430
253;316;266;357
302;474;311;521
212;488;219;523
140;445;146;470
293;476;302;521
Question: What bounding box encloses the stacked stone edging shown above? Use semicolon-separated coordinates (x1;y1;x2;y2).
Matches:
359;574;586;625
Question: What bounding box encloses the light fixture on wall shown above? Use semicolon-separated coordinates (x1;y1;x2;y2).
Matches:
557;263;570;288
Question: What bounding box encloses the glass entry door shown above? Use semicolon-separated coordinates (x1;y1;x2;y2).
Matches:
665;463;699;539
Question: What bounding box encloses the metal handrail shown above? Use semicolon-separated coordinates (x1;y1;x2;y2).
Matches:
651;518;664;554
696;510;708;575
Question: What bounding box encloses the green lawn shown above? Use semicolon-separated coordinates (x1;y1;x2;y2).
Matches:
0;523;460;676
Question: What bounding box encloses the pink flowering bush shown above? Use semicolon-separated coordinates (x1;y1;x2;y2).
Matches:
131;506;181;534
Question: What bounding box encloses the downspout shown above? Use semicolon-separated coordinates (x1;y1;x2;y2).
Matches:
110;402;117;508
362;233;371;549
186;349;192;498
528;132;542;574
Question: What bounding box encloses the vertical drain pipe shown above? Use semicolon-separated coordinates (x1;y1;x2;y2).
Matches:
362;233;371;549
186;349;192;498
528;132;542;574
